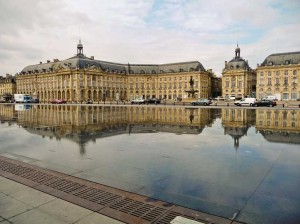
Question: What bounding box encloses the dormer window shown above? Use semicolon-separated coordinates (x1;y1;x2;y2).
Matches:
189;68;194;72
236;65;240;69
160;70;164;73
152;70;156;74
179;68;183;72
285;60;290;65
140;70;145;74
269;61;273;66
129;70;134;74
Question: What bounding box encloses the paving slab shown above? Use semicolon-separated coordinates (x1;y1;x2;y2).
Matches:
0;178;30;195
38;199;94;224
74;212;125;224
9;208;67;224
0;195;32;219
10;187;56;207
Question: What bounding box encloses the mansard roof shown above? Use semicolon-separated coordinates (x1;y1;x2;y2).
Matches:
21;57;206;75
260;51;300;66
20;42;206;75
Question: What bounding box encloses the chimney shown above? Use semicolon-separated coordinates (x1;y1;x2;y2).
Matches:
47;60;50;63
91;56;94;60
40;62;42;64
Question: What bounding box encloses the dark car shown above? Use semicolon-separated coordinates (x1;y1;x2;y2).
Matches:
50;99;66;104
31;98;39;103
252;100;276;107
86;99;93;104
145;98;161;104
191;98;211;106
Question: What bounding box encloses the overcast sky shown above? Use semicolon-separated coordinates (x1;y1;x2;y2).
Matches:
0;0;299;76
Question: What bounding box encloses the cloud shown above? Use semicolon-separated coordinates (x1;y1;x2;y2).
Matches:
0;0;299;76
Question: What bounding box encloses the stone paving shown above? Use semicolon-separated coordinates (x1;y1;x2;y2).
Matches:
0;176;124;224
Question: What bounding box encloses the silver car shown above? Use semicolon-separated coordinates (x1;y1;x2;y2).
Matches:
191;98;211;106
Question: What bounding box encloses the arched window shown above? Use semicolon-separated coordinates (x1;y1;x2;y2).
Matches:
140;70;145;74
152;70;156;74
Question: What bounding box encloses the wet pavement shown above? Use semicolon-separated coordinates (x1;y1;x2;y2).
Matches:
0;176;124;224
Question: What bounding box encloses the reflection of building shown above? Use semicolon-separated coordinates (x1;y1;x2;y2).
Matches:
256;110;300;144
16;41;214;102
0;74;16;102
222;45;256;99
256;51;300;100
14;105;216;153
222;108;256;149
0;104;17;123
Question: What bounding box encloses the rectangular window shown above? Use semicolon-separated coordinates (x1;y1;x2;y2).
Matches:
291;93;298;100
283;93;289;100
268;78;272;85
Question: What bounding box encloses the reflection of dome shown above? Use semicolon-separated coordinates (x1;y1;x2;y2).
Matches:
224;126;249;150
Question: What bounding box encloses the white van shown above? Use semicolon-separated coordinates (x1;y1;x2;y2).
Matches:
234;98;256;106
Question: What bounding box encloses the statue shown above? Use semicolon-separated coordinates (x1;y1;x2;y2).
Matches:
189;76;194;87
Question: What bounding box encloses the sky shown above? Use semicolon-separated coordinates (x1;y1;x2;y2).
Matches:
0;0;299;76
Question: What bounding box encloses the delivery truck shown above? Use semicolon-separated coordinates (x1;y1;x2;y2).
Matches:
14;94;31;103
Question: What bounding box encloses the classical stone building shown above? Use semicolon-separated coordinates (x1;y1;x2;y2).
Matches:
0;74;16;102
222;45;256;99
16;41;214;102
256;51;300;100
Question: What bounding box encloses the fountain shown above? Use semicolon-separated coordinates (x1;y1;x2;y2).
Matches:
185;76;199;99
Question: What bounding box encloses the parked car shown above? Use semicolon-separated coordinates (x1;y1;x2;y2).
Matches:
174;97;182;102
252;100;277;107
86;99;92;104
131;98;145;104
31;98;39;103
191;98;211;106
214;96;226;101
50;99;66;104
145;98;161;104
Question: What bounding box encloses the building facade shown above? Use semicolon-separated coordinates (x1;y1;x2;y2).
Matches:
256;52;300;100
16;41;214;102
0;74;16;102
222;45;256;99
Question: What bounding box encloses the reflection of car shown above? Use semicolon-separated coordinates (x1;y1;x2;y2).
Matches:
31;98;39;103
145;98;161;104
0;99;6;103
252;100;276;107
50;99;66;104
297;98;300;101
191;98;211;106
131;98;145;104
86;99;92;104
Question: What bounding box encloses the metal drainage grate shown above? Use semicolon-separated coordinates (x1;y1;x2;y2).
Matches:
0;156;237;224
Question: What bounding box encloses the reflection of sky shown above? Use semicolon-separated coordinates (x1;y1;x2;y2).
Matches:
1;114;300;223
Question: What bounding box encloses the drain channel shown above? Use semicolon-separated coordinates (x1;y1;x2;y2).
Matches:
0;156;239;224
